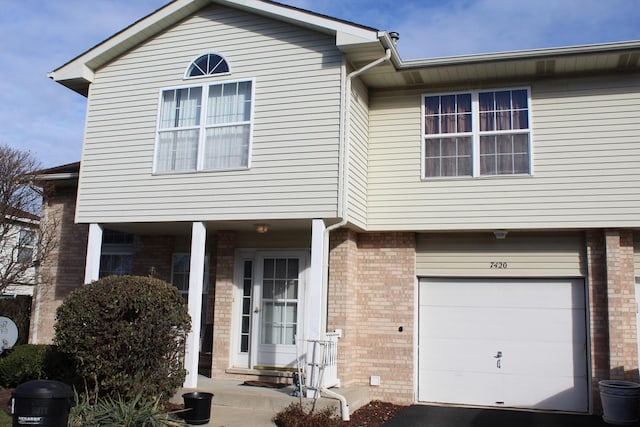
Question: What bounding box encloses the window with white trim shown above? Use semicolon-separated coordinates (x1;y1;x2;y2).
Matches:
423;88;531;178
185;53;230;78
155;80;253;173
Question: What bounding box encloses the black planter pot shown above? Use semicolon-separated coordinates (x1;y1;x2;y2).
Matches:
182;392;213;425
599;380;640;426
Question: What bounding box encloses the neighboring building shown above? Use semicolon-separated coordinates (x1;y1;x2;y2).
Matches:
34;0;640;414
0;206;39;297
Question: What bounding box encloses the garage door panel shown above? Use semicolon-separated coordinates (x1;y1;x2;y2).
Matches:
421;306;585;343
421;306;512;340
500;375;589;412
495;307;586;342
418;370;498;406
418;278;588;412
498;341;587;376
421;338;501;373
420;279;585;310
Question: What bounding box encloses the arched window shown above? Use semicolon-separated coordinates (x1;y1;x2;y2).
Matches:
185;53;230;78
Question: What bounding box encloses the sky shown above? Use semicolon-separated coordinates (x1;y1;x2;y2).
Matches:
0;0;638;168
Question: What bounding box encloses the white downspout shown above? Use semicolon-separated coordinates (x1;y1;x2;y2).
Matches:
320;48;391;422
328;48;392;234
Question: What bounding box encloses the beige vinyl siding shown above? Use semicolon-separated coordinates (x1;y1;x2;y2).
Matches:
76;4;343;224
347;77;369;229
368;75;640;230
416;232;585;277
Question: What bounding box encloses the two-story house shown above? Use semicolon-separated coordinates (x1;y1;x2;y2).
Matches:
31;0;640;414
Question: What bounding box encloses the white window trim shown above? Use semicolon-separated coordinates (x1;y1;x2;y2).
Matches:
153;77;256;174
421;86;533;180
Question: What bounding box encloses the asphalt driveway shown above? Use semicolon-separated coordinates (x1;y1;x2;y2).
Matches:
384;405;611;427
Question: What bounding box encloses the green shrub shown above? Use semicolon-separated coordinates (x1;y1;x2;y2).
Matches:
0;344;77;387
70;392;185;427
54;275;191;403
273;402;341;427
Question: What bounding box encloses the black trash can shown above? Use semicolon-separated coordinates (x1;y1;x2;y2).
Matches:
11;380;74;427
182;391;213;425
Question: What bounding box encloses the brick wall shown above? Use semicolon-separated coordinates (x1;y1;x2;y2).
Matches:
327;229;358;384
132;235;175;282
586;229;639;413
31;183;87;344
211;231;236;376
604;229;638;380
328;230;416;404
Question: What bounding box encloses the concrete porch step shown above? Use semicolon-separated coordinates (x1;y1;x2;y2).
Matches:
173;376;371;423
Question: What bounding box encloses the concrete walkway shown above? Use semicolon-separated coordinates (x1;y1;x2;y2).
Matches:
384;405;611;427
172;377;369;427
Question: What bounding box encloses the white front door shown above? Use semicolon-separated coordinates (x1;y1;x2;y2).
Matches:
252;252;306;369
418;278;588;412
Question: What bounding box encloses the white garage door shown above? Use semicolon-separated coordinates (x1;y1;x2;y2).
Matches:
418;278;588;412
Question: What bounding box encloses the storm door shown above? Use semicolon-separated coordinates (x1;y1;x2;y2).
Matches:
252;253;306;369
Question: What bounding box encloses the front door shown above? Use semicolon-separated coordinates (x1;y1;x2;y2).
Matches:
252;252;306;369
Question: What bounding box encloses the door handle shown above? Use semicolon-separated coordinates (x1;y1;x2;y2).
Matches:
494;351;502;369
254;306;260;313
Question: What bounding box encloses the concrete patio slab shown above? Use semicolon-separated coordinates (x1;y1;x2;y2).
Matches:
172;376;370;426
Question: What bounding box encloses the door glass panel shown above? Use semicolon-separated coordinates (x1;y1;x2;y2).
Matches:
240;260;253;353
261;258;299;345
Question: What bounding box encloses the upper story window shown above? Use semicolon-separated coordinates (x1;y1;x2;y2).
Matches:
423;88;531;179
155;79;254;174
185;53;230;78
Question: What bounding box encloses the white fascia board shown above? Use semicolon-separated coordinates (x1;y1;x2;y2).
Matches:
47;63;94;85
399;39;640;69
49;0;381;86
222;0;379;42
48;0;202;84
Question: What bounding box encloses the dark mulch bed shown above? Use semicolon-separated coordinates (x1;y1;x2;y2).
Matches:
339;401;406;427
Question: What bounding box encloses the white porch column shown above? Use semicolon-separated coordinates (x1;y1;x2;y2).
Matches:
308;219;326;341
184;221;206;388
84;223;103;284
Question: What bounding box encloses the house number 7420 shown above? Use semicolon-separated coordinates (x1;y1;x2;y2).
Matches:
490;262;508;269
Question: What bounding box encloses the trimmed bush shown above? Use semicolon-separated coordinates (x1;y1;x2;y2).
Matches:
0;344;76;387
54;275;191;402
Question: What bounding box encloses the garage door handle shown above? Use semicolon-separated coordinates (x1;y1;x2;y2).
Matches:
494;351;502;369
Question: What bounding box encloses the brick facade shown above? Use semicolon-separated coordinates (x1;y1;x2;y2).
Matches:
328;230;416;404
586;229;638;412
31;184;88;344
32;185;640;413
211;231;236;377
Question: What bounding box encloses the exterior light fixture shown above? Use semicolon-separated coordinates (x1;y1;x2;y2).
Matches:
255;224;269;234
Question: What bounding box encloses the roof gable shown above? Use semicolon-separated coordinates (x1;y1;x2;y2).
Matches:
48;0;384;95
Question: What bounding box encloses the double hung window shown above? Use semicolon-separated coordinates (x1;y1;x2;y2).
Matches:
423;88;531;178
155;80;253;173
